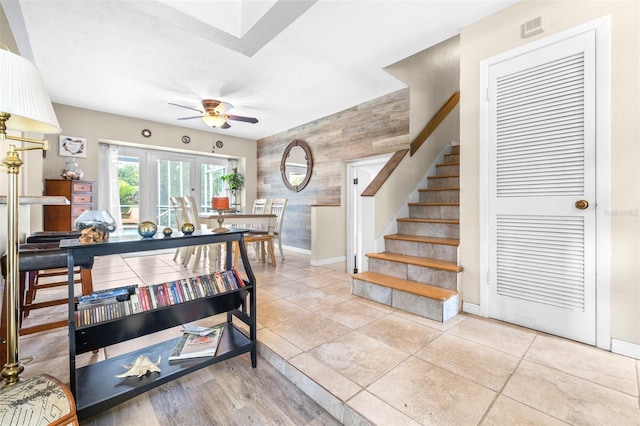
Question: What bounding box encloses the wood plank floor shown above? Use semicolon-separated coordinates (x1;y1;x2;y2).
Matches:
82;353;339;425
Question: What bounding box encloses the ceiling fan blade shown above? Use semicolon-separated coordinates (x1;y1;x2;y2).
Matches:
177;116;203;120
226;114;258;124
169;102;203;113
221;122;231;129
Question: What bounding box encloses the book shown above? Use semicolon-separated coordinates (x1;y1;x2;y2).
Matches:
168;325;224;361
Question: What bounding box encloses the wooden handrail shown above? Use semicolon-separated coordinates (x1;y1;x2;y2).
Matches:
410;92;460;156
361;149;409;197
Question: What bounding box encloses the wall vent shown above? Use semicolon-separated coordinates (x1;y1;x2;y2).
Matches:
521;16;544;38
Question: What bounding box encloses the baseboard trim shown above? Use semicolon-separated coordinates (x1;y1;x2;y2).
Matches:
462;302;482;316
310;256;346;266
611;338;640;360
282;245;311;255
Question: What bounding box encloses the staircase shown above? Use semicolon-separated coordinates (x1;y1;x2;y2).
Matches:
352;145;462;322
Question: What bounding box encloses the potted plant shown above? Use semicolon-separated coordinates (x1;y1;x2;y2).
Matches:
221;168;244;207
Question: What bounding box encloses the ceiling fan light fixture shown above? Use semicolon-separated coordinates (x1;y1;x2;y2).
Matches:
202;114;227;128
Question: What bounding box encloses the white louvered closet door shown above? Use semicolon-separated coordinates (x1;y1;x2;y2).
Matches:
487;30;596;345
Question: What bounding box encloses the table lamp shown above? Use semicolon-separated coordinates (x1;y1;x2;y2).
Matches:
0;47;61;386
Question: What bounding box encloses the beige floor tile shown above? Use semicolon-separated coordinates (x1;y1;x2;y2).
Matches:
347;391;422;426
367;356;496;425
308;331;408;387
393;310;467;331
481;395;568;425
525;334;639;396
417;333;520;391
261;281;312;298
285;288;348;311
91;269;138;283
318;299;388;329
320;281;354;298
351;296;396;314
257;328;304;361
257;298;310;327
269;313;352;351
503;360;640;425
255;287;280;304
357;313;441;354
289;353;361;402
448;315;536;357
298;274;351;289
278;268;325;281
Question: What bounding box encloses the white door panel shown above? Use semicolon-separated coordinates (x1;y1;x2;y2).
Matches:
487;30;596;344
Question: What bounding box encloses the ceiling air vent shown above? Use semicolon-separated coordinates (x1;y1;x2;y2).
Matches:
521;16;544;38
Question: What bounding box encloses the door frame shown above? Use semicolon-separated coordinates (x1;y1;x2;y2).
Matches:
346;153;392;274
478;16;611;349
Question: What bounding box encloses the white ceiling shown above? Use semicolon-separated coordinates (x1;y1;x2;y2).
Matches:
2;0;517;141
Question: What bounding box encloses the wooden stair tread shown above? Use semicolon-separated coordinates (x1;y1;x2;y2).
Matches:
437;162;459;167
418;187;459;192
428;174;459;179
352;272;457;301
365;252;463;272
384;234;459;246
408;202;459;207
397;218;459;224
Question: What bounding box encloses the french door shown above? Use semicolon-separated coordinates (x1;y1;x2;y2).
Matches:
103;144;229;230
484;30;598;344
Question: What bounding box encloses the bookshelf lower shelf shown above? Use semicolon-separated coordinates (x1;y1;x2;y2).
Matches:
76;322;251;420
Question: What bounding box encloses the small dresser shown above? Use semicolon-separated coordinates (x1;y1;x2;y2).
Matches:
43;179;95;231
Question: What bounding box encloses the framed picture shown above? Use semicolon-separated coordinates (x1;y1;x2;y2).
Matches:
59;135;87;158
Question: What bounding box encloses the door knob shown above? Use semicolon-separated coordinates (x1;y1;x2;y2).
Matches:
575;200;589;210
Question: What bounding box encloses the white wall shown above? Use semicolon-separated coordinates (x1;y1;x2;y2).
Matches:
374;35;461;237
460;0;640;346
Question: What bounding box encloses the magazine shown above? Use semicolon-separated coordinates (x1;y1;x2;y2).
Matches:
168;325;224;361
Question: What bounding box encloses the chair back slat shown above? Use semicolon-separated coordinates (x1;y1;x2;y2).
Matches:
170;196;187;228
268;198;288;235
183;195;202;227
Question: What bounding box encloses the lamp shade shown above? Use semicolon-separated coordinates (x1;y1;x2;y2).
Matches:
202;114;227;128
0;49;60;134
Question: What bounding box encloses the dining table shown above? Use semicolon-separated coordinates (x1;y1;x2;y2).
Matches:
198;212;277;235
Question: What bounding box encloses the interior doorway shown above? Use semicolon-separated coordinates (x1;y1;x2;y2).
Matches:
346;154;391;274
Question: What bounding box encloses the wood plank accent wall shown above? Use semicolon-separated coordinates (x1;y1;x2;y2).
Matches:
257;88;410;251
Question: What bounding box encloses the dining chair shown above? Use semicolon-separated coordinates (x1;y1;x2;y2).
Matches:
247;197;287;261
183;195;222;271
248;198;272;230
170;196;190;264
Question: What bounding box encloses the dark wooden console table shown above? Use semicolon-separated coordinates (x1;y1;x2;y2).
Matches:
60;229;256;420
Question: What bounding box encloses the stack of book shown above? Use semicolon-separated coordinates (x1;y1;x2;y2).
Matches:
76;285;140;326
75;269;246;327
168;324;224;361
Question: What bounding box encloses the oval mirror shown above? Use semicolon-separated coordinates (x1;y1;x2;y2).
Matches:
281;139;313;192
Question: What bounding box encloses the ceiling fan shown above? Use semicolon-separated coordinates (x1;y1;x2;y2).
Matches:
170;99;259;129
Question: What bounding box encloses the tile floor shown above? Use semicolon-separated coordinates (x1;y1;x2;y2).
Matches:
16;247;640;425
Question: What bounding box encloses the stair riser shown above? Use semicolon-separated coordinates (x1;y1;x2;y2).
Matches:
367;258;458;290
419;190;459;203
451;145;460;155
409;205;459;220
352;280;459;322
436;164;459;176
384;239;458;262
397;221;459;239
444;153;459;163
428;176;459;189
